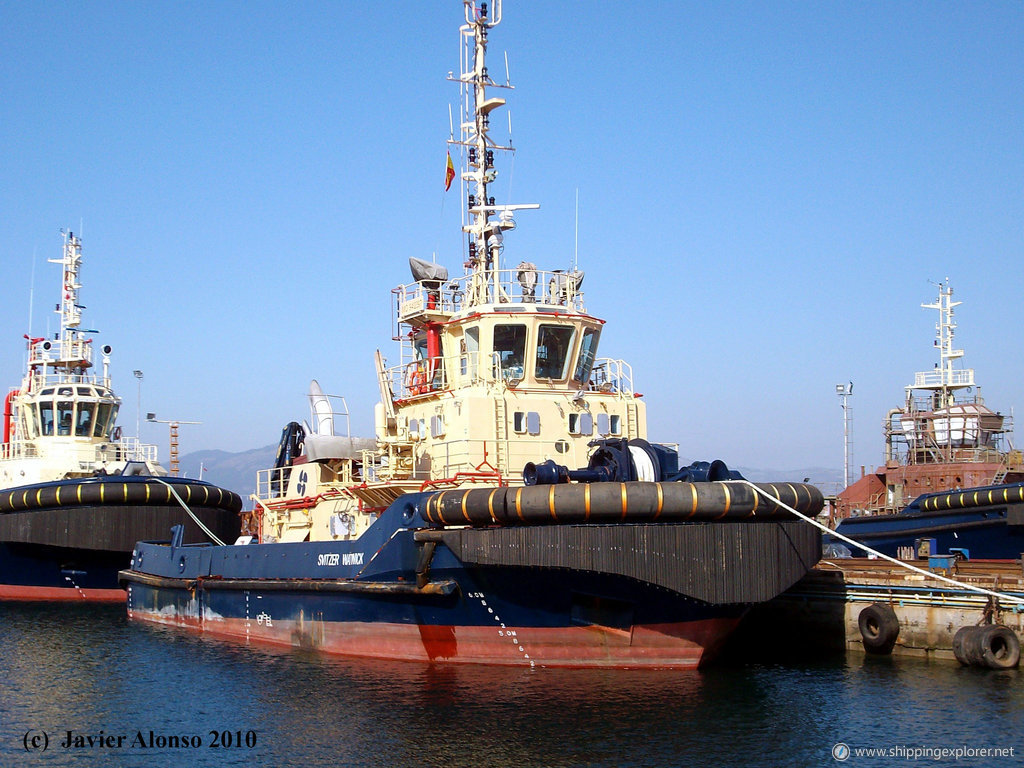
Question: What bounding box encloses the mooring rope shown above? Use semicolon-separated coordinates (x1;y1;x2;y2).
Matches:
735;479;1024;607
150;477;226;547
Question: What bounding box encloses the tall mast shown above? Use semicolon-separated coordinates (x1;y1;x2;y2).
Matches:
46;231;93;374
919;278;971;410
451;0;535;306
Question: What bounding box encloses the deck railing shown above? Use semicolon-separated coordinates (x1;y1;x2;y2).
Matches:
0;435;156;465
395;267;585;322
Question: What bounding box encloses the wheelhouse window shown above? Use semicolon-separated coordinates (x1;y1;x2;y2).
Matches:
75;402;96;437
20;403;39;439
40;401;54;436
461;325;479;379
56;401;74;435
573;327;601;384
535;324;576;380
494;324;527;380
96;403;117;438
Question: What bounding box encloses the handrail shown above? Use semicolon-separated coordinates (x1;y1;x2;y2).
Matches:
912;368;975;388
0;436;157;464
395;267;585;319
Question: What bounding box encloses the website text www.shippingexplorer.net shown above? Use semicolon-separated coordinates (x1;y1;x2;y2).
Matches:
832;743;1017;762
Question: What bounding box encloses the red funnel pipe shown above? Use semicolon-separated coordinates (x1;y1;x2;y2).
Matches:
3;389;18;444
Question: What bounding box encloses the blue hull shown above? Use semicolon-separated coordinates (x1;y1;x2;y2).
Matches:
121;490;821;668
833;483;1024;559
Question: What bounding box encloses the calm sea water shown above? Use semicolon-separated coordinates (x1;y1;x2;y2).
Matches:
1;603;1021;768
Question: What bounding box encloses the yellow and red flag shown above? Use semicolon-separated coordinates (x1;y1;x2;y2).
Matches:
444;151;456;191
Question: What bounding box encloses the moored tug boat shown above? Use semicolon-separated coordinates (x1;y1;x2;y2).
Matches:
120;0;822;667
0;232;242;601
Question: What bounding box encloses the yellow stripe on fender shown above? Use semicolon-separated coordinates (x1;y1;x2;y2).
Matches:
433;492;445;524
487;488;499;524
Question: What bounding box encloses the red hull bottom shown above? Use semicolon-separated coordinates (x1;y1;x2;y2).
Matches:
127;604;739;669
0;583;125;602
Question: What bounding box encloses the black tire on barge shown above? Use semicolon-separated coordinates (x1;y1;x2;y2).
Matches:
858;603;900;655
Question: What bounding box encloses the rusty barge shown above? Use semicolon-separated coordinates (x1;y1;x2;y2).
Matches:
734;557;1024;669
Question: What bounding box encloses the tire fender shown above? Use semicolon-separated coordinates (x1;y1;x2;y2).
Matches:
858;602;900;655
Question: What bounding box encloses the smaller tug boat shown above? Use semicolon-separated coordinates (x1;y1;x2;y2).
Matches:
0;232;241;601
120;0;823;667
834;279;1024;559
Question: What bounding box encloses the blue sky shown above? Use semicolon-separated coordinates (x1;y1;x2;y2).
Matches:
1;1;1021;478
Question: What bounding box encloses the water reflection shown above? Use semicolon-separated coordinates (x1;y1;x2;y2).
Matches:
1;603;1021;768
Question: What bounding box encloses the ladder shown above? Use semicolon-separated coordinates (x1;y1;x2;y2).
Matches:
626;401;640;438
493;396;508;474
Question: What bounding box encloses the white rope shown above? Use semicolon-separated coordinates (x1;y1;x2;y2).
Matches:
151;477;226;547
734;479;1024;606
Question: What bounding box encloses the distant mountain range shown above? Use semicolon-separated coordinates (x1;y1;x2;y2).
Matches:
178;445;277;502
178;446;844;507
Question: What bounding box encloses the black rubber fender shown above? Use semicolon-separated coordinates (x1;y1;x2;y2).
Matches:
979;625;1021;670
953;625;1021;669
858;603;899;654
953;626;983;666
423;481;824;527
0;477;242;514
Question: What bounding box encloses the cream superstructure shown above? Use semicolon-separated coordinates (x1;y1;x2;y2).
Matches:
255;0;646;544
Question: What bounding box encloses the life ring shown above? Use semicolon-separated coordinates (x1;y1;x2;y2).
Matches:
112;426;122;441
858;603;899;654
404;361;431;395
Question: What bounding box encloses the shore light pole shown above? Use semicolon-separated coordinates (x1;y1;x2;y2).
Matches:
133;370;143;440
836;382;853;489
147;413;200;477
